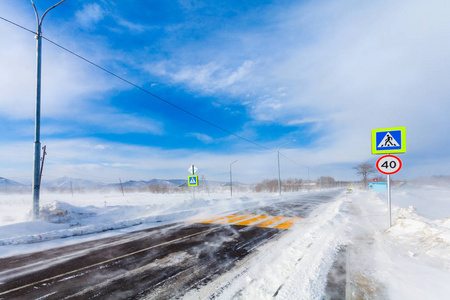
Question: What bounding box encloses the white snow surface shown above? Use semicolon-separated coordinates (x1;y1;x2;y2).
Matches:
0;186;449;299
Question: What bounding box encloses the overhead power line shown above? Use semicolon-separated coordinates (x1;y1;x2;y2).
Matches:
0;16;35;34
1;15;273;152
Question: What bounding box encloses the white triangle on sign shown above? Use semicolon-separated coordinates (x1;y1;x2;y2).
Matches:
190;177;196;184
377;132;400;148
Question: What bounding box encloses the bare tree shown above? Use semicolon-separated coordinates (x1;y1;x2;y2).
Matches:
353;162;376;188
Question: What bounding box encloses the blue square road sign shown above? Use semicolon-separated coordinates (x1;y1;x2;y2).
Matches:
188;175;198;186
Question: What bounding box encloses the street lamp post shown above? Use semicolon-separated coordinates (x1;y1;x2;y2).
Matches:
31;0;67;219
230;160;237;197
307;166;310;193
277;139;296;196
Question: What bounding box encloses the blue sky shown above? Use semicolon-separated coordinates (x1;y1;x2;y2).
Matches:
1;0;450;184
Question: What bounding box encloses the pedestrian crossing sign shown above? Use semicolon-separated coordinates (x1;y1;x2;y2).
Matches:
188;175;198;186
372;127;406;154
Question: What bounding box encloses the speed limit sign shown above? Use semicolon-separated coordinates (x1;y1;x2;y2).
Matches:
376;155;402;175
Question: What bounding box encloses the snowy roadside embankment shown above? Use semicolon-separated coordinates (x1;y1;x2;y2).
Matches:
347;188;450;299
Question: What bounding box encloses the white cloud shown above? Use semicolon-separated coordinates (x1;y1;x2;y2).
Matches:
115;18;147;33
188;133;214;144
94;144;109;150
75;3;105;28
288;118;323;126
150;60;255;94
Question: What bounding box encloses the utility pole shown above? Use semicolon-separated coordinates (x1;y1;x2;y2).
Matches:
276;139;296;196
230;160;237;197
307;166;310;193
277;151;281;196
31;0;67;220
119;178;125;196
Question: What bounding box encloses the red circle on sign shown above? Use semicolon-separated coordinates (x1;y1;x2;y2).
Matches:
376;155;402;175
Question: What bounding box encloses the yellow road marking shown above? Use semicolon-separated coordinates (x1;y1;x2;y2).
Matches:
217;215;253;224
234;215;268;226
189;215;302;230
201;215;238;223
274;217;303;229
257;216;286;228
189;217;212;223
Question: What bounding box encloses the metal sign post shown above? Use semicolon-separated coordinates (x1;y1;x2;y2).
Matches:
376;154;402;227
387;174;391;227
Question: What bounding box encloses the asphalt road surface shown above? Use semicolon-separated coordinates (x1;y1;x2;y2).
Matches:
0;190;341;299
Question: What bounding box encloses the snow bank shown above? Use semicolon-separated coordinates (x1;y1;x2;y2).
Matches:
348;188;450;299
392;185;450;220
388;206;450;268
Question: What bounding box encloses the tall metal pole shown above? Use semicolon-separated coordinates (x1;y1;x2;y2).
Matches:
31;0;67;219
276;139;295;197
277;151;281;196
230;160;237;197
307;166;310;193
119;178;124;196
32;25;42;220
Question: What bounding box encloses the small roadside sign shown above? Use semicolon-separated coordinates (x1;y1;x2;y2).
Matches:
188;175;198;186
188;165;198;175
372;127;406;154
376;155;402;175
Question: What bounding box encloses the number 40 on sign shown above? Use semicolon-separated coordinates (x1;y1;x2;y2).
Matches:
376;155;402;175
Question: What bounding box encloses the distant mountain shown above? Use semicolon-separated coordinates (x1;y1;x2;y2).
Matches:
0;177;28;193
41;177;104;189
148;179;187;187
110;179;187;188
0;177;27;188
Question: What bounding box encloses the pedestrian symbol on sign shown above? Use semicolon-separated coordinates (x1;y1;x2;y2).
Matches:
377;132;400;148
188;175;198;186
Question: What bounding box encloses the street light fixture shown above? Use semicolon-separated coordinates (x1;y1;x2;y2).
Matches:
230;160;238;197
277;139;296;196
31;0;67;219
